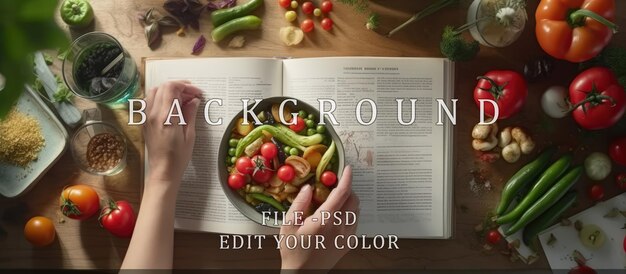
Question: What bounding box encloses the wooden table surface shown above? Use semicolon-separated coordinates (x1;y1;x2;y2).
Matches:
1;0;625;270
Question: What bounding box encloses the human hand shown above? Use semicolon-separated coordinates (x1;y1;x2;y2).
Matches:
144;80;202;190
279;165;359;270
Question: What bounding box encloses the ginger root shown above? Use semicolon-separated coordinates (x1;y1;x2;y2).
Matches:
498;127;535;163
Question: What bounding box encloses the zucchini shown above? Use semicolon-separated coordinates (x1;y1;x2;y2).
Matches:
495;148;556;215
522;191;577;245
496;154;572;225
505;166;582;236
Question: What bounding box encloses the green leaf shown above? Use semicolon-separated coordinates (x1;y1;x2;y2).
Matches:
18;0;59;21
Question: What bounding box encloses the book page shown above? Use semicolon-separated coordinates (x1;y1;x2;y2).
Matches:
145;58;282;234
282;57;452;238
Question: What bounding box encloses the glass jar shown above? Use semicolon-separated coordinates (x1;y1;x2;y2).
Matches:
467;0;527;48
62;32;139;107
71;109;127;176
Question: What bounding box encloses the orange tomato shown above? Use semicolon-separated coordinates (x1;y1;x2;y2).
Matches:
24;216;56;247
535;0;617;63
60;185;100;220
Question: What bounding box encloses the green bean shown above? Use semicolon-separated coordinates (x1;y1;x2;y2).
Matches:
211;15;262;42
249;193;286;212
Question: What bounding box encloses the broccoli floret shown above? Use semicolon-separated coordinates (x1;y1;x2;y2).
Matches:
440;26;480;62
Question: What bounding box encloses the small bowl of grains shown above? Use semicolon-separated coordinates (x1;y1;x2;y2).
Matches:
70;109;127;176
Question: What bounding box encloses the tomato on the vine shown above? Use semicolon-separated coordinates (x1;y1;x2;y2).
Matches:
321;1;333;13
301;19;314;32
321;18;333;31
320;171;337;187
302;2;314;15
236;156;254;175
60;185;100;220
289;116;306;132
228;173;246;190
569;67;626;130
486;229;502;245
609;136;626;167
251;155;273;183
99;200;136;238
588;184;605;201
277;165;296;182
473;70;528;119
278;0;290;8
24;216;55;247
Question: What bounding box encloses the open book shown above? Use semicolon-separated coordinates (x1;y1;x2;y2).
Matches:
144;57;454;239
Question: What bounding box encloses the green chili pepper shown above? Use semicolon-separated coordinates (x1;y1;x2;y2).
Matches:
211;0;264;27
249;193;286;212
211;15;262;42
317;141;336;182
235;124;323;157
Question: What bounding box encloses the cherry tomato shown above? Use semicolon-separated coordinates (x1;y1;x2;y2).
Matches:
569;265;597;274
236;156;254;175
321;18;333;31
251;155;273;183
320;171;337;187
278;0;291;8
277;165;296;182
260;143;278;160
302;2;314;15
228;173;246;190
616;173;626;190
284;10;297;22
609;136;626;167
99;200;136;238
24;216;55;247
321;1;333;13
60;185;100;220
486;229;502;245
289;116;306;132
290;0;298;9
588;184;605;201
300;19;314;33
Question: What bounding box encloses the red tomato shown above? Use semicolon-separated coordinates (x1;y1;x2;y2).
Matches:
251;155;273;183
486;229;502;245
320;171;337;187
588;184;605;201
569;67;626;130
569;265;597;274
228;173;246;190
609;136;626;166
260;143;278;159
300;19;314;32
289;116;306;132
60;185;100;220
278;0;290;8
321;18;333;31
321;1;333;13
99;200;136;238
277;165;296;182
302;2;314;14
473;70;528;119
236;156;254;175
616;173;626;190
623;235;626;253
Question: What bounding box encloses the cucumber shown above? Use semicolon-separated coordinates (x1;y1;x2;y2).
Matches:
211;0;264;27
505;166;582;236
522;191;576;245
496;154;572;225
495;148;556;215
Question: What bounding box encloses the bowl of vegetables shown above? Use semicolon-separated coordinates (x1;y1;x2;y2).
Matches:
218;97;345;228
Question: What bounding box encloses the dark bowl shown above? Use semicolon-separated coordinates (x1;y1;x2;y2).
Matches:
218;97;345;228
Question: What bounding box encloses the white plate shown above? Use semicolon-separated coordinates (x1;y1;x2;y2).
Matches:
0;86;68;197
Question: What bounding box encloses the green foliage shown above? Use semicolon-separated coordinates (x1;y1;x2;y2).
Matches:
337;0;369;13
440;26;480;62
582;47;626;88
0;0;68;118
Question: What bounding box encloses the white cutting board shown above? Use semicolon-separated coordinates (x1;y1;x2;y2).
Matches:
539;193;626;271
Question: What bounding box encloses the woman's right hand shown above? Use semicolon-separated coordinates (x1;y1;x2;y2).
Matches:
279;165;359;270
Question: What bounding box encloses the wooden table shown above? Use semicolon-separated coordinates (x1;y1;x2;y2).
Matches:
1;0;625;270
